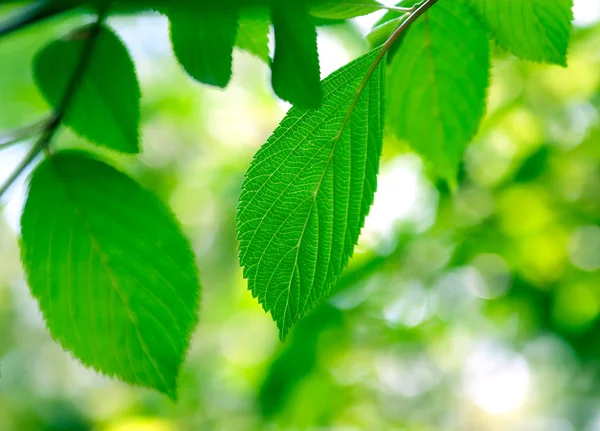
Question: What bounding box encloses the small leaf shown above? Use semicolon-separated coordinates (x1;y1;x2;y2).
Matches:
387;0;490;180
237;49;385;339
169;8;238;87
271;3;322;108
309;0;383;19
470;0;573;66
20;150;201;399
33;24;140;153
236;9;271;62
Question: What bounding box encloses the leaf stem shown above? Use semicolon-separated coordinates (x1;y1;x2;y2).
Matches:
0;12;106;199
336;0;438;138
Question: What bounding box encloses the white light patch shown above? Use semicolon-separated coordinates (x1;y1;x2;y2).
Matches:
573;0;600;27
465;343;531;415
362;156;437;247
0;144;33;234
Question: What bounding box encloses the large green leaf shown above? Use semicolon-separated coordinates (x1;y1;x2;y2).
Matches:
470;0;573;66
237;49;384;339
20;151;201;399
270;3;321;108
33;24;140;153
386;0;490;181
169;8;238;87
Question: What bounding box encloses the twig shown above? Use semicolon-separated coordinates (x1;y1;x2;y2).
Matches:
335;0;439;139
0;117;52;150
0;0;76;38
0;12;106;198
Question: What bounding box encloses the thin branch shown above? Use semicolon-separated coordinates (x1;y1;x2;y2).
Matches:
0;12;106;199
316;2;417;14
0;0;77;38
0;117;52;150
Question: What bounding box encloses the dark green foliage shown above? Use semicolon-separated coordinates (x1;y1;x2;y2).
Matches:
33;24;140;153
169;8;238;87
270;2;322;108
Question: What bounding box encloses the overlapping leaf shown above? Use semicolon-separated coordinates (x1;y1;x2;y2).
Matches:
237;49;385;339
236;9;271;62
470;0;573;65
20;151;201;398
33;24;140;153
170;8;238;87
270;2;321;108
387;0;490;180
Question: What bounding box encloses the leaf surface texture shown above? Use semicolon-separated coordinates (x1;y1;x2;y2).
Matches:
237;49;384;339
20;151;201;398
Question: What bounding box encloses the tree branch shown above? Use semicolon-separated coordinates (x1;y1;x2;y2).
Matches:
0;0;78;38
0;12;106;198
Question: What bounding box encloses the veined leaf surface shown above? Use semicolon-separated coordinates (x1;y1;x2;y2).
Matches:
237;49;385;339
470;0;573;66
20;151;201;398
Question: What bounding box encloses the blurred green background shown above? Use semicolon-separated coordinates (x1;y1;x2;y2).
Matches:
1;1;600;430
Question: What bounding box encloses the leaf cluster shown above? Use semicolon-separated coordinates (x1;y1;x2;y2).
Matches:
0;0;575;398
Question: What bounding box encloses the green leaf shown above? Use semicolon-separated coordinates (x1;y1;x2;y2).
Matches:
271;3;322;108
237;49;385;340
169;8;238;87
470;0;573;66
20;151;201;399
236;9;271;62
366;14;407;47
386;0;490;181
309;0;383;19
33;24;140;153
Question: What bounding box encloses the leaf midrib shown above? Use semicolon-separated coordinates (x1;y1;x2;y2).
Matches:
49;159;172;394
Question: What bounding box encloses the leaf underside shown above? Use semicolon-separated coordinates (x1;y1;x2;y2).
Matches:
20;151;201;399
237;49;385;340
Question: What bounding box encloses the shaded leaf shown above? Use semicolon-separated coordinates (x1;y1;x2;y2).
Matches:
271;3;321;108
170;8;238;87
236;9;271;62
237;49;385;339
33;24;140;153
387;0;490;180
20;150;201;399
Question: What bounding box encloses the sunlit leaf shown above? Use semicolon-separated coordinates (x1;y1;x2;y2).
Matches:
237;49;384;339
470;0;573;66
20;151;201;398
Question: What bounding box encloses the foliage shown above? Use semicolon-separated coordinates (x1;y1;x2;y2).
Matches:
0;0;580;401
